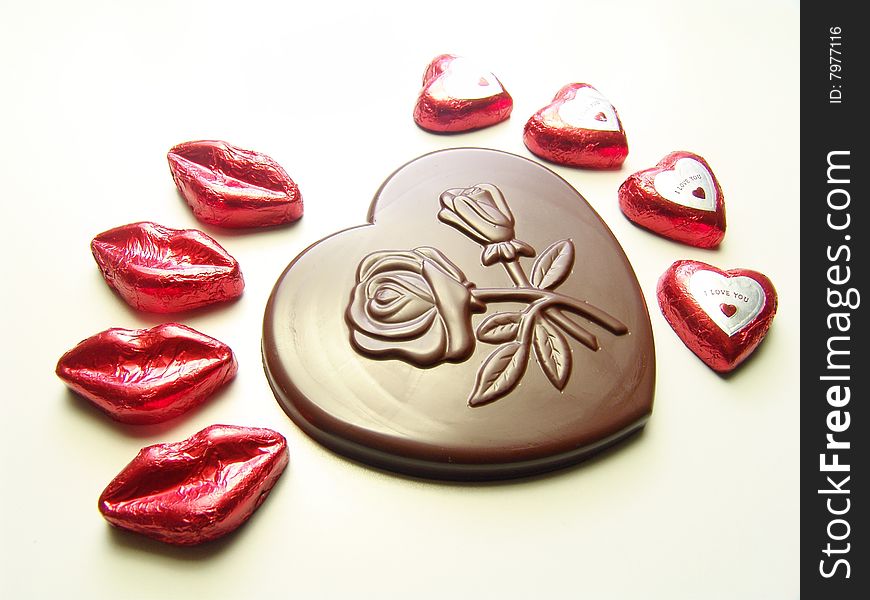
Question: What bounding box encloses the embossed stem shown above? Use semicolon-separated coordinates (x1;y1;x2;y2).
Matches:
503;260;531;287
502;261;599;350
546;310;598;350
471;286;628;335
517;299;549;348
515;297;593;358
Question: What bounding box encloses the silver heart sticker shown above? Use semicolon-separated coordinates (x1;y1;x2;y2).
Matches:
653;158;717;211
432;57;503;101
555;87;620;132
688;270;765;336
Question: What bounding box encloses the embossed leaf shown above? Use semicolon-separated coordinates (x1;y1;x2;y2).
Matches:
533;317;572;391
477;312;522;344
468;342;529;407
530;240;575;290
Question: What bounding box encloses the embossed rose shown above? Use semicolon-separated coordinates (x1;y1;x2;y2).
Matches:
439;183;534;265
346;247;485;366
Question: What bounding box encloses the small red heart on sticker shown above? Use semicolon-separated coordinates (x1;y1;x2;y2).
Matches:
522;83;628;169
657;260;777;373
413;54;513;133
720;303;737;317
618;150;726;248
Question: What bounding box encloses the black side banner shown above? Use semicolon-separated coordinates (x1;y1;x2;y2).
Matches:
802;3;867;597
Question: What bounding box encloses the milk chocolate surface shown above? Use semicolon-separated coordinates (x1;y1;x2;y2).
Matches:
263;148;655;480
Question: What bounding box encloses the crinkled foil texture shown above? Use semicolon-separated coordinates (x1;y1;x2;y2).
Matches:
657;260;777;373
90;221;244;313
413;54;513;133
619;151;726;248
56;323;237;424
523;84;628;169
167;140;303;228
99;424;289;545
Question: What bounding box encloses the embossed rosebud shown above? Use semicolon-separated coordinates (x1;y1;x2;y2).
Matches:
346;247;485;367
439;184;514;243
438;183;534;266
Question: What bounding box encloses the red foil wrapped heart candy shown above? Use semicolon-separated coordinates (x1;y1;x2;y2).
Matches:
167;140;303;228
56;323;237;424
657;260;777;373
619;151;726;248
99;424;289;545
413;54;513;133
91;221;244;313
523;83;628;169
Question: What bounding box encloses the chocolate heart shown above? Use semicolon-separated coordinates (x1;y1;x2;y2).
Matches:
523;83;628;169
263;149;655;480
657;260;777;373
413;54;513;133
618;151;726;248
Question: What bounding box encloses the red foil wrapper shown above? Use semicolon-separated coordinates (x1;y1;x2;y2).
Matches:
523;83;628;169
167;140;303;228
99;424;289;545
56;323;237;424
413;54;513;133
91;221;244;313
657;260;777;373
619;151;726;248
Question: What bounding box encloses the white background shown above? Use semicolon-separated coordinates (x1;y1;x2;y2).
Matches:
1;1;799;598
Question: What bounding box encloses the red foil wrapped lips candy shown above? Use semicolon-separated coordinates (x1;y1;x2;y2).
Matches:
619;151;726;248
657;260;777;373
99;424;289;545
413;54;513;133
167;140;303;228
91;221;244;313
56;323;237;424
523;83;628;169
